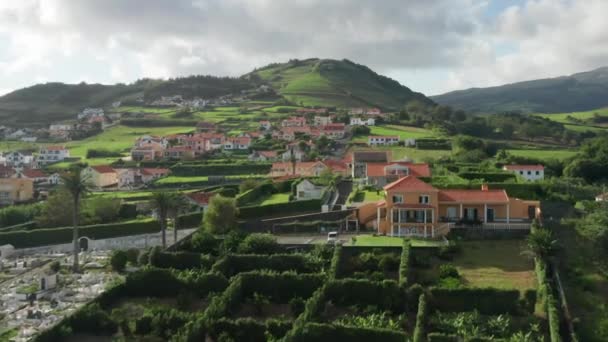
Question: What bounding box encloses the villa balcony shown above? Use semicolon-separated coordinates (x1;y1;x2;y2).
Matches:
441;217;532;230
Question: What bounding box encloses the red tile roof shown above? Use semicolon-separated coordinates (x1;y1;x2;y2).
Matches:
322;159;348;172
186;192;214;206
366;162;431;177
384;176;438;192
42;145;67;151
20;169;47;178
258;151;278;158
438;189;509;203
91;165;116;174
141;168;170;176
503;164;544;171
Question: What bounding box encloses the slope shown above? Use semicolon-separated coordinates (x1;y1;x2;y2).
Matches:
250;58;433;109
432;66;608;114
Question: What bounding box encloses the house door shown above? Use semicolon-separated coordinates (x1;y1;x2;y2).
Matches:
464;208;478;220
528;206;536;219
486;208;495;222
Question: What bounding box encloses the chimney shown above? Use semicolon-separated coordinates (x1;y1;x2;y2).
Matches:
481;184;489;191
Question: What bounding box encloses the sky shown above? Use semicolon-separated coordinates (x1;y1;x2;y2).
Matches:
0;0;607;97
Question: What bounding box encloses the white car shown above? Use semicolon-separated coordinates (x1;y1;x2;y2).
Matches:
327;231;338;244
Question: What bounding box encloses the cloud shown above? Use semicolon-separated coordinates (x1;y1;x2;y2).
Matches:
0;0;607;96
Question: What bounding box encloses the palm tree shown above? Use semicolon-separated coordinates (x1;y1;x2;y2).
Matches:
169;193;189;244
151;192;172;249
61;168;90;272
526;227;558;261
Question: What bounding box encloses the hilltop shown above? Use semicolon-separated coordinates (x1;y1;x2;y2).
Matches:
247;58;433;109
0;58;434;127
432;66;608;114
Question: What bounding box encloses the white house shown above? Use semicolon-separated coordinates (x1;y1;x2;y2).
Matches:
259;120;272;130
502;165;544;182
78;108;105;120
368;136;400;146
296;180;326;200
314;116;333;126
4;151;35;167
37;146;70;165
350;117;375;126
223;137;251;150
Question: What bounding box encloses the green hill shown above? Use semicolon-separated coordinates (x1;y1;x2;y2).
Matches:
249;58;433;109
0;58;433;126
431;66;608;114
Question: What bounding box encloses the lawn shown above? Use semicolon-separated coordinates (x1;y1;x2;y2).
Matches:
452;240;536;291
506;148;577;160
348;235;445;247
246;193;291;206
349;189;384;203
352;125;436;143
155;175;262;185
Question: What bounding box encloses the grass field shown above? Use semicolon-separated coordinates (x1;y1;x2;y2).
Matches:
506;148;577;160
534;108;608;133
348;235;445;247
452;240;535;290
353;124;436;143
350;190;384;203
247;193;291;206
155;175;262;185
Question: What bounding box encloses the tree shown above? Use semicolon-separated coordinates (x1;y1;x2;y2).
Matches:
238;233;280;254
35;189;78;228
110;250;128;272
203;195;238;235
168;193;189;244
151;192;173;249
61;167;90;272
239;179;259;194
526;227;558;260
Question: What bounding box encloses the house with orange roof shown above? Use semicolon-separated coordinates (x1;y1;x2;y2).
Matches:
164;146;195;160
270;161;328;178
224;136;251;150
365;162;431;187
14;169;49;183
81;165;118;188
249;150;278;162
281;116;307;127
359;176;541;238
0;178;34;205
502;164;544;181
131;145;164;162
319;123;346;139
185;192;215;212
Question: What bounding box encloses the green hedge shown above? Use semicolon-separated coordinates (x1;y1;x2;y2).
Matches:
211;254;321;277
177;212;203;228
208;318;291;342
235;181;276;206
427;333;460;342
413;294;428;342
122;268;228;298
324;279;406;313
148;249;214;270
399;241;411;286
429;288;521;315
547;293;562;342
457;172;516;182
328;246;342;280
272;220;343;234
171;163;272;176
0;219;161;248
285;322;406;342
238;199;321;219
238;271;325;302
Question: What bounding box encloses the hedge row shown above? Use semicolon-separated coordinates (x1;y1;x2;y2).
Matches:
547;293;562;342
122;268;228;298
238;199;321;219
428;288;522;315
0;219;161;248
272;220;343;234
121;118;199;127
238;271;325;302
324;279;406;313
427;333;460;342
207;318;291;342
457;172;516;182
235;181;276;206
211;254;321;277
148;249;214;270
399;241;411;286
413;294;428;342
170;163;272;176
285;322;406;342
328;246;342;280
177;212;203;228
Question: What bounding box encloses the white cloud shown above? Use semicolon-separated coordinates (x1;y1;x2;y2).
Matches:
0;0;606;96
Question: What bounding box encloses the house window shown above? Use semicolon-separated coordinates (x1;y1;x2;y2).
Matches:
447;207;458;219
535;171;540;175
527;171;531;175
519;171;524;175
419;195;430;204
392;195;403;203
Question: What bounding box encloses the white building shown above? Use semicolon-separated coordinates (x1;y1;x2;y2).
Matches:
37;146;70;165
296;179;326;200
502;164;545;181
368;136;400;146
350;117;375;126
4;151;34;167
314;116;333;126
78;108;105;120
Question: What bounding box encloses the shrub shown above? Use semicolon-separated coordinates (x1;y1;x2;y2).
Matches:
238;233;281;255
289;297;306;316
149;251;213;270
329;245;343;280
49;261;61;273
439;264;460;279
68;303;117;335
285;322;406;342
211;254;320;277
399;241;411;286
324;279;406;313
413;294;427;342
110;250;128;272
137;249;150;265
191;230;221;254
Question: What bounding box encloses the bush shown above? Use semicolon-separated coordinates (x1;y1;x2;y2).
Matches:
399;241;411;286
0;219;161;248
329;245;343;280
110;250;128;272
68;303;117;335
324;279;406;313
439;264;460;279
49;261;61;273
235;181;276;206
0;203;42;228
285;322;406;342
125;248;139;264
177;212;203;228
86;148;123;158
190;230;221;254
289;297;306;316
457;172;516;182
238;233;281;255
149;250;214;270
207;318;291;342
137;249;150;265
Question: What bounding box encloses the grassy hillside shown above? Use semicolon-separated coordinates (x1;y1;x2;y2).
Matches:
250;58;433;109
432;66;608;114
533;108;608;133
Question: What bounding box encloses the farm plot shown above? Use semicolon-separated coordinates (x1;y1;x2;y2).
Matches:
336;247;401;281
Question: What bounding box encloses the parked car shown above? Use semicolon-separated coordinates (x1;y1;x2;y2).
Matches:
327;231;338;244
